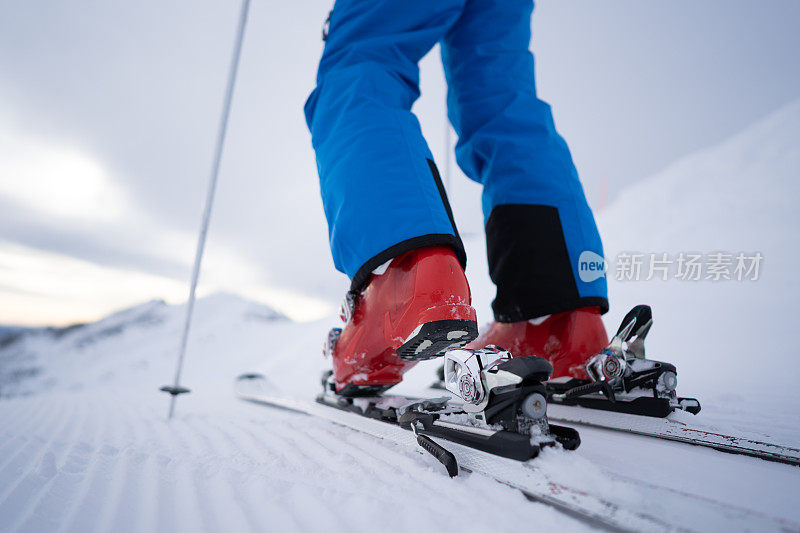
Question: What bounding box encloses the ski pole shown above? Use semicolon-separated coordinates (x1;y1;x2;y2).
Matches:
160;0;252;420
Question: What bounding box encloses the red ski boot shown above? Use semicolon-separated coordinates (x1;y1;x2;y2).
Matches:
326;246;478;396
467;307;608;380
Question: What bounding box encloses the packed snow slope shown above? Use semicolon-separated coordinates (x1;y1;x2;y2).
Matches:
0;294;585;533
2;101;800;532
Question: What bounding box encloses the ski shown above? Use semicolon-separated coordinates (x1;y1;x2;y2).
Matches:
235;373;795;532
543;305;799;465
425;305;800;466
545;403;800;467
432;378;799;467
428;379;800;467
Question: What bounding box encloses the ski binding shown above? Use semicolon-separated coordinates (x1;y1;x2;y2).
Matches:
319;346;580;474
547;305;702;417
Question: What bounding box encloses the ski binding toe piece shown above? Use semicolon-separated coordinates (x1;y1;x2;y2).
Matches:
547;305;701;417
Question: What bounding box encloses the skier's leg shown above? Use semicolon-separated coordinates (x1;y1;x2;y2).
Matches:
306;1;478;394
441;0;607;321
305;0;466;291
441;0;608;378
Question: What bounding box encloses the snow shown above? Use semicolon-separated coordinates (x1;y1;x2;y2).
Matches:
0;295;579;532
2;103;800;531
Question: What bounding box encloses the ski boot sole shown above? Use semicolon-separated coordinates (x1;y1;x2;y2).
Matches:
396;319;478;361
336;383;395;397
323;369;395;398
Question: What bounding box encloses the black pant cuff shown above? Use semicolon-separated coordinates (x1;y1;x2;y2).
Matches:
492;296;609;323
350;234;467;292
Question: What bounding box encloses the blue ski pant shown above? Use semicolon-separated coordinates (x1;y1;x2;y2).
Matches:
304;0;608;321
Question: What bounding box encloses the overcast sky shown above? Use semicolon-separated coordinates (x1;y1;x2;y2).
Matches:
1;0;799;325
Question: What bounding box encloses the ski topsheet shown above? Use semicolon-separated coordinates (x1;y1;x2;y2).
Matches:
235;374;795;533
545;404;800;467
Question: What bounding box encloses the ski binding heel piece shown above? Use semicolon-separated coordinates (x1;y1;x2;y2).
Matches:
317;345;580;470
398;346;580;461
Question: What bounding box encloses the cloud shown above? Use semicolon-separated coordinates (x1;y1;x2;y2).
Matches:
0;131;132;223
0;236;334;326
0;130;334;324
0;239;186;325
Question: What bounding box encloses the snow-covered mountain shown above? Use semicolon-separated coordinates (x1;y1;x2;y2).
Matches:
1;102;800;531
0;293;286;398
